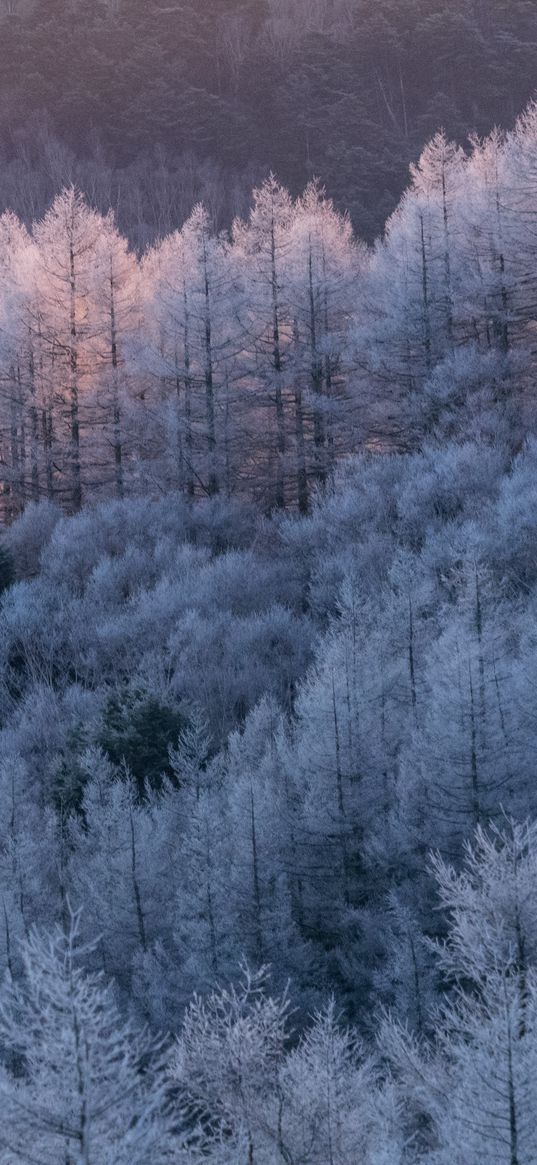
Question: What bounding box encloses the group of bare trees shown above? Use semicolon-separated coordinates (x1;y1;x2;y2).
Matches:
0;180;359;520
4;103;537;519
0;193;137;518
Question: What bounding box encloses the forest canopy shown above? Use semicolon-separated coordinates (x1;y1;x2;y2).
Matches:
2;7;537;1162
1;102;537;517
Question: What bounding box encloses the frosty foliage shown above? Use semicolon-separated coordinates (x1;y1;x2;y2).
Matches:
1;105;537;517
3;109;537;1160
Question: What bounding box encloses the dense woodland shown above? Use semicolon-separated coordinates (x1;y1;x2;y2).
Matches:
6;104;537;517
1;103;537;1157
2;0;537;243
3;7;537;1161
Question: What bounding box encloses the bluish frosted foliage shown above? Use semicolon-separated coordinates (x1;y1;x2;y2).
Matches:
3;108;537;1160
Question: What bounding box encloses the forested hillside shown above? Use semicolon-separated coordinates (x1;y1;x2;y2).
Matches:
1;0;537;242
1;101;537;1157
2;429;537;1161
1;108;537;518
3;16;537;1160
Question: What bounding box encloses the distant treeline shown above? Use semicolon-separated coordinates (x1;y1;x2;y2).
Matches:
1;0;537;244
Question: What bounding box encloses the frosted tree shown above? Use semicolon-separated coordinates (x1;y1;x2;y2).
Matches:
287;573;422;997
0;754;42;979
140;226;198;496
220;698;310;990
356;140;465;448
503;103;537;348
0;743;72;987
0;213;39;518
32;188;103;510
141;206;240;497
462;130;513;355
399;566;519;859
172;971;402;1164
90;212;139;498
431;820;537;1007
67;750;171;994
169;706;212;802
0;911;174;1164
355;204;434;449
383;821;537;1164
169;767;235;1010
409;133;465;349
431;974;537;1165
279;1001;403;1165
171;965;291;1162
287;182;357;508
233;177;294;508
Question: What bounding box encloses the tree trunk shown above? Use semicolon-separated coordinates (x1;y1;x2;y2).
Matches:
69;241;82;511
271;208;286;509
109;260;124;499
202;234;218;496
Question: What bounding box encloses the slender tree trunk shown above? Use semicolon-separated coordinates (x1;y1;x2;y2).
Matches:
321;244;337;470
409;934;424;1034
28;344;40;501
202;235;218;496
249;784;264;964
294;386;308;514
16;366;27;511
293;322;308;514
308;239;326;482
205;819;219;975
331;673;350;907
3;900;13;980
419;213;432;375
8;368;20;520
69;240;82;511
408;596;418;725
109;261;124;499
68;959;90;1165
183;285;195;499
43;337;55;501
271;209;286;509
495;177;510;355
129;811;147;953
505;1000;520;1165
468;664;481;826
441;165;454;346
174;352;185;491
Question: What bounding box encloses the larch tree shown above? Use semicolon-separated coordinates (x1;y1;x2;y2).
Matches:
140;226;199;497
90;212;140;499
140;206;239;499
232;177;294;509
399;568;519;861
287;182;357;510
0;911;174;1165
409;133;466;351
383;822;537;1165
32;188;104;511
0;213;36;520
67;750;170;996
171;965;291;1163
